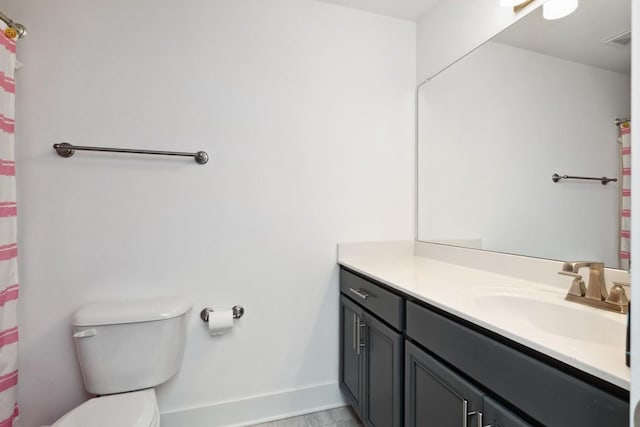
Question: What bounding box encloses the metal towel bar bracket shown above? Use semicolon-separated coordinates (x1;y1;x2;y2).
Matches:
0;11;27;39
53;142;209;165
200;305;245;323
552;173;617;186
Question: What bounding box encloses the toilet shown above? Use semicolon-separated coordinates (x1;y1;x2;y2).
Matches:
49;296;192;427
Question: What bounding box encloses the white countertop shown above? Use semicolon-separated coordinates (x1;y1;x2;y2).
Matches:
337;241;630;390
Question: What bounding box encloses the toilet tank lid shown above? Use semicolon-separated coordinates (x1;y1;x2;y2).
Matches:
72;297;192;326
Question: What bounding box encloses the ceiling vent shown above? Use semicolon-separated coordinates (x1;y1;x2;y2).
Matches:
604;30;631;47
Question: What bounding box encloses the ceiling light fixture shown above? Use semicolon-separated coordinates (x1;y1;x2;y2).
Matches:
499;0;535;13
542;0;578;20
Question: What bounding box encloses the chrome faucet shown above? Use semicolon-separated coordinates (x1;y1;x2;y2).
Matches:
558;261;629;314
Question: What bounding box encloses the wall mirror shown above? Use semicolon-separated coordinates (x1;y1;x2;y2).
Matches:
417;0;631;269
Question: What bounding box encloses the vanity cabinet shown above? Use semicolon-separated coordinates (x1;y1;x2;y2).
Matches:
405;340;529;427
339;296;363;416
406;301;628;426
339;270;403;427
405;341;484;427
361;312;403;427
338;267;630;427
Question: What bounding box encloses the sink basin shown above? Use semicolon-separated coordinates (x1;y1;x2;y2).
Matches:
475;291;625;348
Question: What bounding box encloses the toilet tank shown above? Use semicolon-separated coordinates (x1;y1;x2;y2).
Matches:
72;297;192;395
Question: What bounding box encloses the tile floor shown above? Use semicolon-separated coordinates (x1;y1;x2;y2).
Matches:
249;406;362;427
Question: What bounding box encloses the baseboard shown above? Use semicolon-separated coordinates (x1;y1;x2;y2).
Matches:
160;381;346;427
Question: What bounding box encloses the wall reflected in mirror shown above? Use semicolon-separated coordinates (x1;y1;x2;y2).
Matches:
417;0;630;269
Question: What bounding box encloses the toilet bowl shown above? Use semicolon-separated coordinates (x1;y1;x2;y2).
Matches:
48;297;191;427
52;389;159;427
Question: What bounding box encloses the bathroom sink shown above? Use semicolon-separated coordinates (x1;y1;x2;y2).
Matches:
474;290;625;348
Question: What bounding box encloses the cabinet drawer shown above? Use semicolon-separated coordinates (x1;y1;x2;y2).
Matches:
406;301;629;426
340;268;403;330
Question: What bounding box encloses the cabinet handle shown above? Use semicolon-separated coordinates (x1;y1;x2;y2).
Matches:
349;288;369;300
466;410;484;427
356;317;366;355
463;400;468;427
356;316;361;355
352;313;357;351
462;406;482;427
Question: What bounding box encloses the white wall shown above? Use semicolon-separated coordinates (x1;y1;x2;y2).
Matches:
0;1;416;426
416;0;544;82
418;41;630;267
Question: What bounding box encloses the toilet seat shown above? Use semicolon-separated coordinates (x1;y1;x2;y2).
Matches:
52;388;159;427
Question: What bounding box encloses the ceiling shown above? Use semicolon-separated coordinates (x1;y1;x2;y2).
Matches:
494;0;631;74
314;0;442;21
315;0;631;75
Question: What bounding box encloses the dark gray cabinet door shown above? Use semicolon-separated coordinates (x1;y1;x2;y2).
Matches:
405;341;484;427
340;295;363;416
483;397;532;427
362;312;403;427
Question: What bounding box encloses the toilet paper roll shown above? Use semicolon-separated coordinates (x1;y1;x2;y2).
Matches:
208;309;234;336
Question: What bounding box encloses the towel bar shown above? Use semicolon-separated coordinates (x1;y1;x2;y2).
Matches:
552;173;617;185
53;142;209;165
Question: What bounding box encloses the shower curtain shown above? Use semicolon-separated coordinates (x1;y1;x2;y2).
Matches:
0;30;19;427
619;122;631;270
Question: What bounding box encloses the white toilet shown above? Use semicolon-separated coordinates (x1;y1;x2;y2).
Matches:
49;297;192;427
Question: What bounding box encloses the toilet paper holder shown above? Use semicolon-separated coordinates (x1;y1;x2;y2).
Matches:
200;305;245;323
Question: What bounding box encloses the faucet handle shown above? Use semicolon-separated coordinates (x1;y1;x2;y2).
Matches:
562;261;605;273
605;283;629;313
558;271;586;297
558;271;582;278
